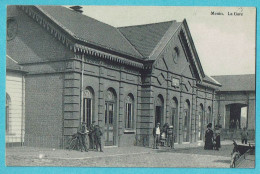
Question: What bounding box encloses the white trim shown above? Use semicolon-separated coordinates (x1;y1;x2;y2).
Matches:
182;142;190;144
6;55;18;63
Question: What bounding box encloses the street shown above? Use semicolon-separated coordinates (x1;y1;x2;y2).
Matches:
6;143;235;167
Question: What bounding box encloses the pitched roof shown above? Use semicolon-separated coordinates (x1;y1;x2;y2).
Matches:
118;21;181;58
6;55;25;72
212;74;255;92
203;75;221;86
36;6;143;59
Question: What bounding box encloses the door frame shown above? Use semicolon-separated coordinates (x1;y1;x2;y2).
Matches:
104;101;116;146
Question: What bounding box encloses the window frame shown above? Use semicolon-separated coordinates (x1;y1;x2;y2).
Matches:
124;94;134;130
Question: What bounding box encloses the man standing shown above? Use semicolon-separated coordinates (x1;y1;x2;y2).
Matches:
241;127;249;144
153;123;160;149
94;124;103;152
89;121;96;150
77;122;88;152
236;119;240;130
167;125;175;149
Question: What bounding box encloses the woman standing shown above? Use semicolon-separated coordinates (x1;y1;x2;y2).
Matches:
204;123;214;150
214;125;221;150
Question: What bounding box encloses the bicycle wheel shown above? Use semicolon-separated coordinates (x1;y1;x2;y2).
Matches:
68;137;78;151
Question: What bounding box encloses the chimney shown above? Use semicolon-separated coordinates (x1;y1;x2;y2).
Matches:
69;6;83;13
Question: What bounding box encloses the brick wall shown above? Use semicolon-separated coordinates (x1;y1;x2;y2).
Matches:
24;74;64;148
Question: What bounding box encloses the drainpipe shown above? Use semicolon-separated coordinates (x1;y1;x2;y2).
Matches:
21;75;25;146
80;54;84;124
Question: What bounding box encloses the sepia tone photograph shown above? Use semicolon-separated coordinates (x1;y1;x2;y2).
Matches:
5;5;255;168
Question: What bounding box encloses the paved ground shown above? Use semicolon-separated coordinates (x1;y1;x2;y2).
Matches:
5;140;254;168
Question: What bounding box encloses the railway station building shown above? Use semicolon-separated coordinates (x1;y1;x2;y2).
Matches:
6;5;255;148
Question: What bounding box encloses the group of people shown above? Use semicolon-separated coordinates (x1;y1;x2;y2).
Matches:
153;123;175;149
205;122;249;151
230;119;240;129
204;123;221;150
76;121;103;152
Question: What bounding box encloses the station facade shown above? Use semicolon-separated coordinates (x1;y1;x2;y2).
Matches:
7;5;254;149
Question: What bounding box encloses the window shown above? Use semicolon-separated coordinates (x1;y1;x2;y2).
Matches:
173;47;180;63
172;77;180;88
125;95;134;129
6;93;11;132
83;88;93;128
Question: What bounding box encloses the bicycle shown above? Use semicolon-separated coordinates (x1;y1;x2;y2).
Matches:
66;133;80;151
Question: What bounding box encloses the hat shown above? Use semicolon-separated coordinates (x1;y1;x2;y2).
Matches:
207;123;212;128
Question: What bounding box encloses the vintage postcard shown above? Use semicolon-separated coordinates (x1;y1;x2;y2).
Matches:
5;5;255;168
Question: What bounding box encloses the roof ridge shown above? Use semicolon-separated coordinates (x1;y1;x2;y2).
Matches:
39;6;117;29
116;28;145;58
117;20;176;29
148;21;182;59
34;6;144;59
212;74;255;77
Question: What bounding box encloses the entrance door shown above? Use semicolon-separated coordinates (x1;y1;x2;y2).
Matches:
155;106;162;126
183;110;189;142
183;100;190;142
104;102;115;146
172;108;178;143
198;105;203;141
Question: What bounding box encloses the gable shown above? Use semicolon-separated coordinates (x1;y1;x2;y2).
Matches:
153;24;199;80
152;20;205;82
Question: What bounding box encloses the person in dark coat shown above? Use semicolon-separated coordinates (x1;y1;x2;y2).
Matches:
89;121;96;150
204;123;214;150
94;125;103;152
77;122;88;152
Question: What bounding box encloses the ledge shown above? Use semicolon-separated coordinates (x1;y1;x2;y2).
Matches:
124;129;136;134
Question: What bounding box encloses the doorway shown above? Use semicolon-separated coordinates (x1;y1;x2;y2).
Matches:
198;104;203;141
104;89;117;146
183;100;190;142
155;95;164;126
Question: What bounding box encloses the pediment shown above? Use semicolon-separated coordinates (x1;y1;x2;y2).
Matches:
153;20;205;82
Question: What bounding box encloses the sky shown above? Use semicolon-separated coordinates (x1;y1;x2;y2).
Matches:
66;6;256;76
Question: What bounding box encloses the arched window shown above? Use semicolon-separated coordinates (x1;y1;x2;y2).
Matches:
125;94;134;129
198;104;204;140
183;100;190;142
207;106;212;125
6;93;11;132
171;97;178;127
171;97;178;143
155;95;164;126
83;88;94;128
